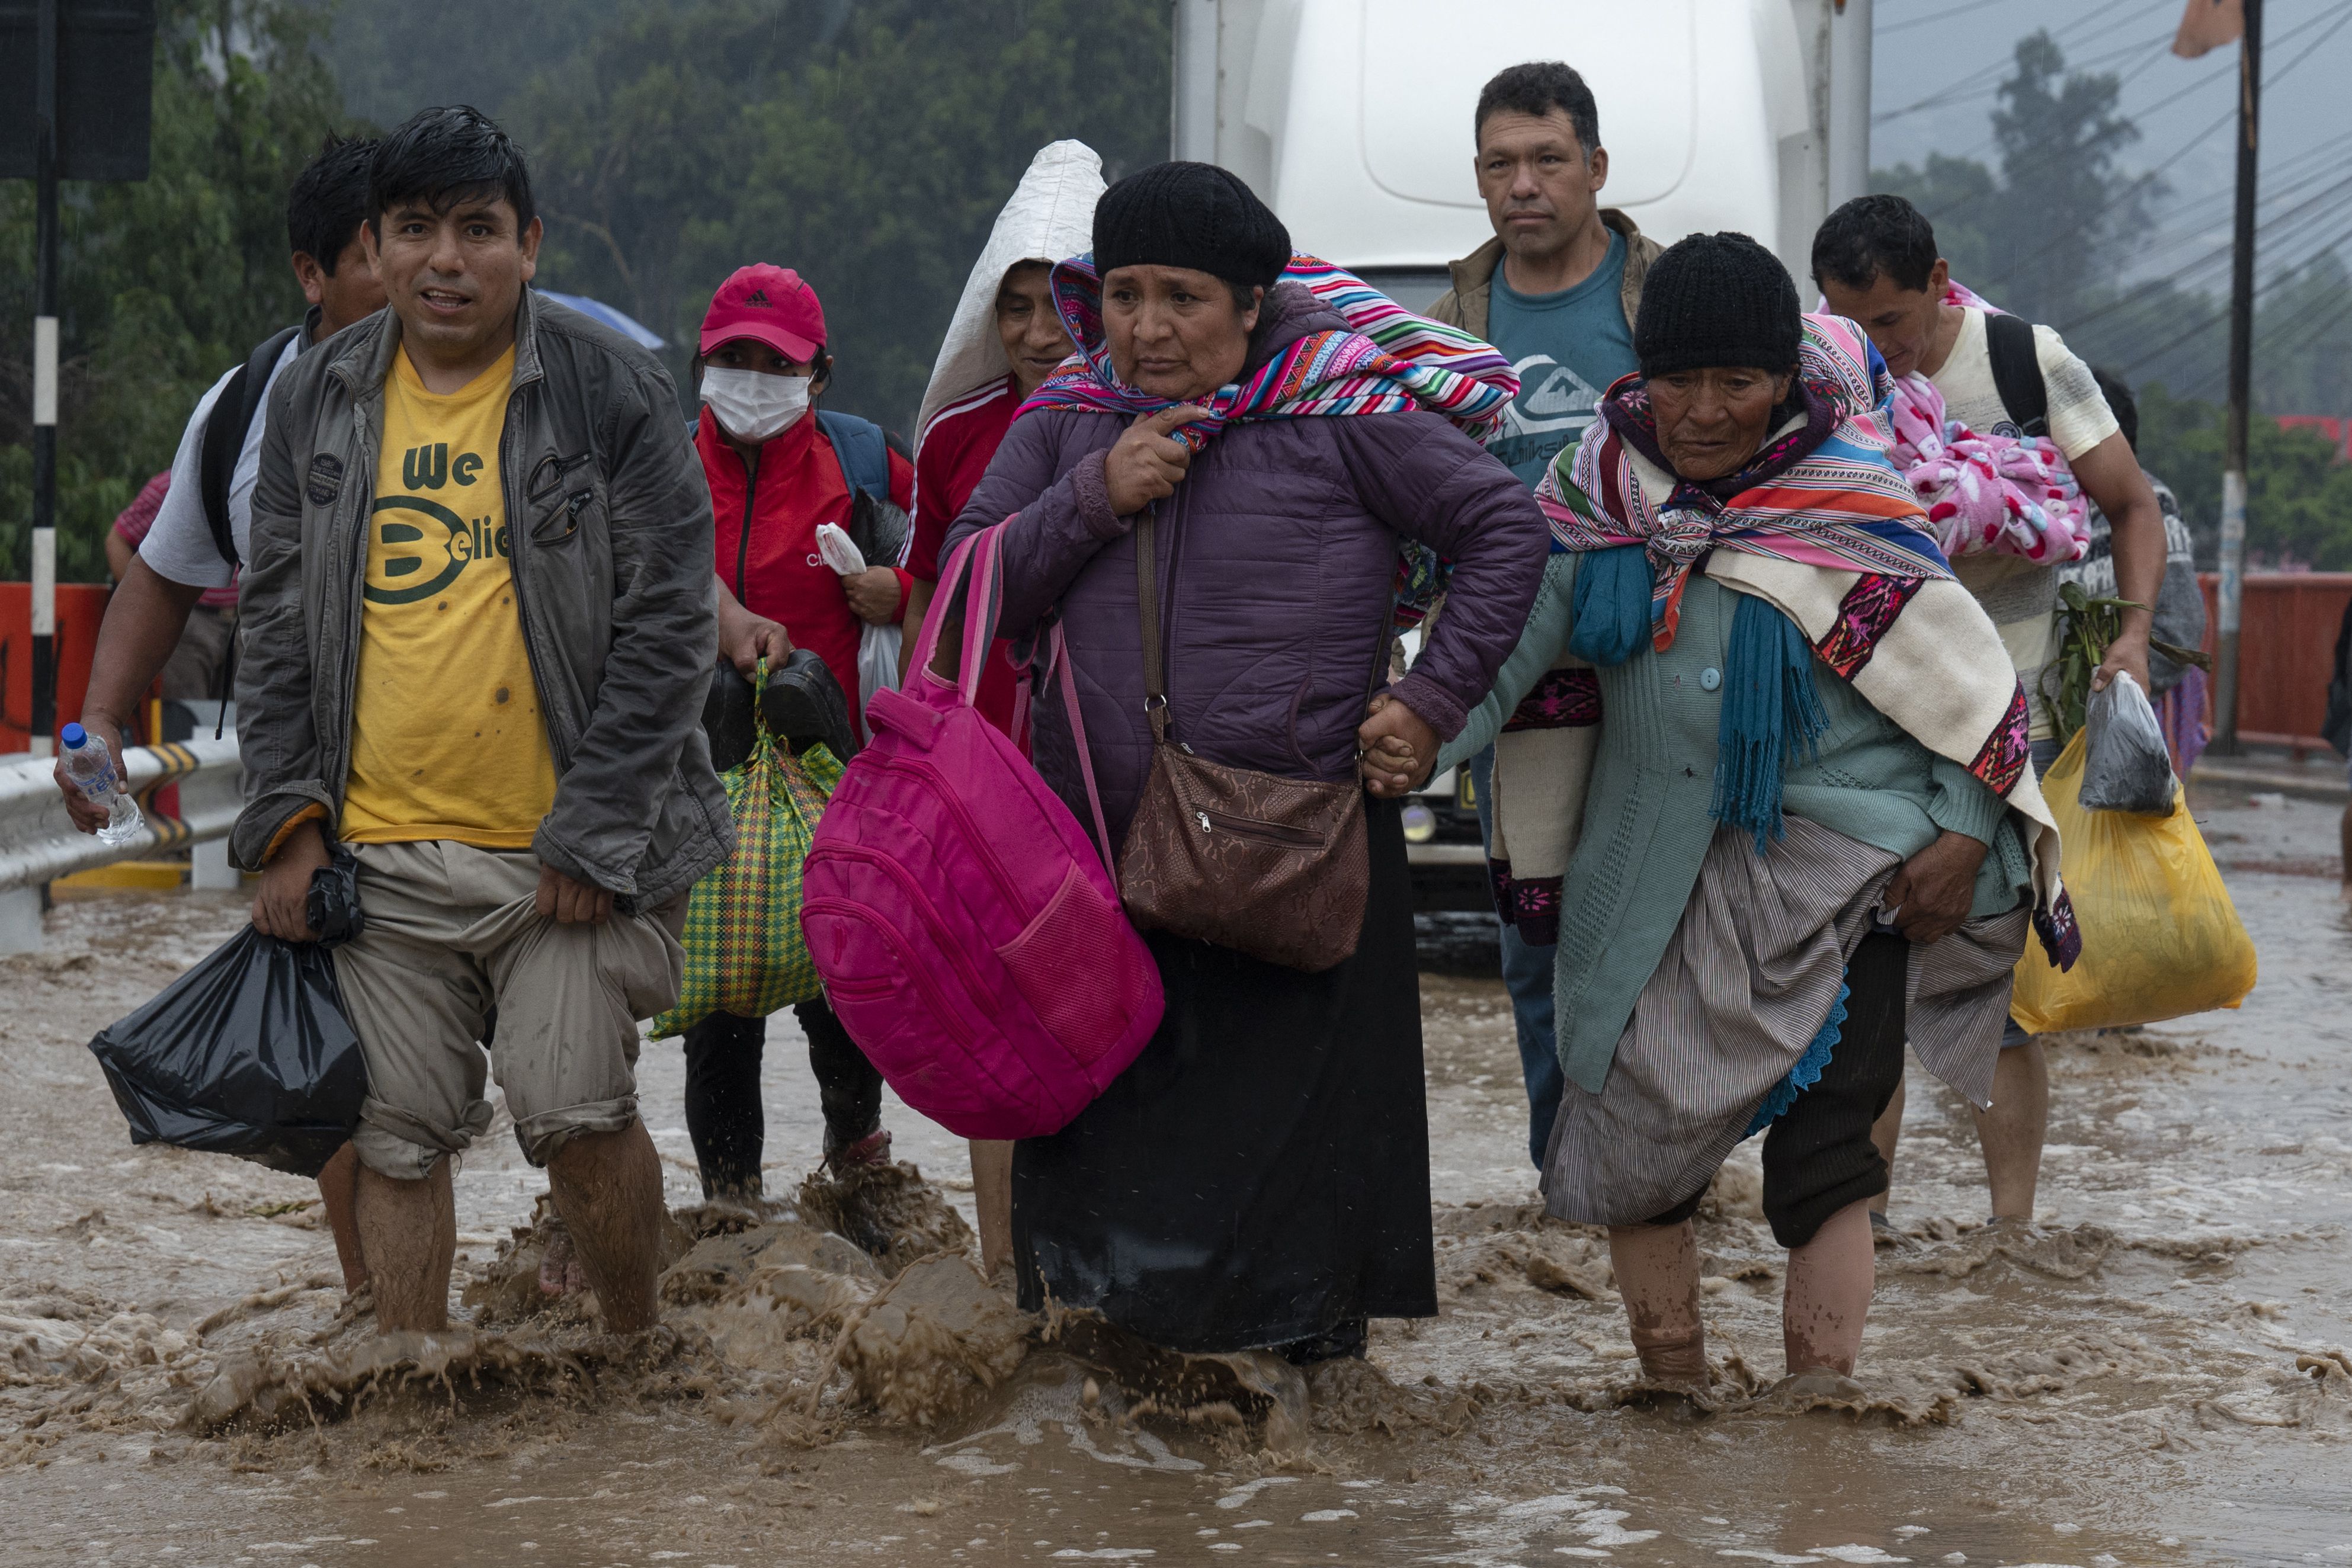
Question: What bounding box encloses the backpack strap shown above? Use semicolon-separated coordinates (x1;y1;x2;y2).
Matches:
1984;311;2049;440
198;323;305;570
814;409;891;503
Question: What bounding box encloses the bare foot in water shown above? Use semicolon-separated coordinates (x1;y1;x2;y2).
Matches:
1754;1368;1872;1412
538;1223;590;1298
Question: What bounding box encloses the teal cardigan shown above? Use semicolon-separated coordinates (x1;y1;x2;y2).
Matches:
1436;553;2033;1094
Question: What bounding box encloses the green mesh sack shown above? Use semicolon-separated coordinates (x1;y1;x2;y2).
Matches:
651;674;842;1038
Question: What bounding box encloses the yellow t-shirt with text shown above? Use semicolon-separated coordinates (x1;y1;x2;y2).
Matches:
340;344;559;846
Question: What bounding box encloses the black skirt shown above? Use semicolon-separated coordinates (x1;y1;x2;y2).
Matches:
1011;797;1436;1353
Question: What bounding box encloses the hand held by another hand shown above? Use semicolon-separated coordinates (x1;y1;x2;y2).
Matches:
1356;692;1438;800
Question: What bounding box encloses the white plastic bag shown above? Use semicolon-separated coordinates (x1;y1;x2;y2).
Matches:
815;523;902;716
2079;671;2176;816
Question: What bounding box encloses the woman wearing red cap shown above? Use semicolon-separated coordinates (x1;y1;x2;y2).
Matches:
700;264;916;726
686;264;917;1195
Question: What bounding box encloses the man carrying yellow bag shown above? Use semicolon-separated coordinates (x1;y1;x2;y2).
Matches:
2011;658;2257;1033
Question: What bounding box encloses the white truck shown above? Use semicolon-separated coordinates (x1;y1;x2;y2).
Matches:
1167;0;1875;920
1170;0;1875;307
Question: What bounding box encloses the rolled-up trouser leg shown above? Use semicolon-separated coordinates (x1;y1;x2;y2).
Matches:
682;1012;767;1198
334;842;688;1175
334;843;499;1180
796;998;882;1151
473;867;687;1168
1761;931;1910;1248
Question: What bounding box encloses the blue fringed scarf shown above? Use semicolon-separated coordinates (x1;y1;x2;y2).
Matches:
1570;544;1829;854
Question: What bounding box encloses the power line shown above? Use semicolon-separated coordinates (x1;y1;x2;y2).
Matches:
1975;8;2352;294
1871;0;2171;124
1881;0;2046;36
2062;190;2352;339
2100;129;2352;285
2130;127;2352;248
2127;149;2352;279
2114;209;2352;376
1925;2;2351;228
1994;141;2352;303
2160;284;2352;401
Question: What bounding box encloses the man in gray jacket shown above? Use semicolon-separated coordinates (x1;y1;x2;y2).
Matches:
235;107;728;1334
1423;62;1661;1170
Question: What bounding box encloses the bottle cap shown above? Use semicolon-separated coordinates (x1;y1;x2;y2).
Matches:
60;723;86;749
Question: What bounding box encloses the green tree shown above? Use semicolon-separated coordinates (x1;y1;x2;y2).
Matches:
1872;153;1995;285
309;0;636;127
2136;382;2352;569
1875;31;2159;329
1867;29;2352;564
1983;30;2158;326
0;0;357;582
510;0;1171;427
2252;252;2352;419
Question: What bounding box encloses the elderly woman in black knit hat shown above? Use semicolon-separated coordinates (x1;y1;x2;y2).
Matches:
1411;232;2058;1398
944;163;1546;1359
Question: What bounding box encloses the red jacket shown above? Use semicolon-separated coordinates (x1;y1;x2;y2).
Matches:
909;376;1024;742
698;409;914;739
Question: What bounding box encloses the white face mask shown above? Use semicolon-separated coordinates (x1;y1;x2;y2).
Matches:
701;367;811;443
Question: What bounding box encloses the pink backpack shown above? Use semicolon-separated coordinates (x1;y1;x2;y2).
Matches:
800;525;1164;1139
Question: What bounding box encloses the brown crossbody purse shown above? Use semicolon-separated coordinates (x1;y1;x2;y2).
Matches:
1114;507;1379;973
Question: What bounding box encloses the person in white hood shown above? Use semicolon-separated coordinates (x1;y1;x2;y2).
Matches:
900;139;1105;732
898;140;1104;1279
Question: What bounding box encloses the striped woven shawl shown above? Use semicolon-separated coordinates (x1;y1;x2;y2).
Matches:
1018;251;1518;442
1539;315;1955;650
1017;252;1517;620
1496;315;2078;967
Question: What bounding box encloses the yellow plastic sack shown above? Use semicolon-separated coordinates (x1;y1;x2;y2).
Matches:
2010;730;2257;1032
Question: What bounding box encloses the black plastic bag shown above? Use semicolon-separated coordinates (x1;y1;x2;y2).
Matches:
86;851;368;1178
2079;671;2178;816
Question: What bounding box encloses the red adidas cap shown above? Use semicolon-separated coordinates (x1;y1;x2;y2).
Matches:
699;264;825;362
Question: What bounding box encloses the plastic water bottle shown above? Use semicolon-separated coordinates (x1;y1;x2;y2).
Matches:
59;723;143;846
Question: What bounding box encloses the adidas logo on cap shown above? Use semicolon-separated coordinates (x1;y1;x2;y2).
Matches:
745;288;773;307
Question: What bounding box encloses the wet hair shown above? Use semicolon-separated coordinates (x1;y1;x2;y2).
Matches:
368;105;536;236
1811;194;1940;295
1474;62;1600;157
286;133;379;274
2092;365;2138;453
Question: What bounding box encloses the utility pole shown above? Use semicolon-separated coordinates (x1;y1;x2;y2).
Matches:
30;0;60;759
2210;0;2261;756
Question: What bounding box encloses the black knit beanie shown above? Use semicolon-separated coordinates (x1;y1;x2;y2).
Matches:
1092;162;1292;291
1633;232;1802;378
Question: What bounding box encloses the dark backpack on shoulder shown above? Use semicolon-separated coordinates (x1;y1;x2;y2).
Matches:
197;323;305;571
813;408;911;569
1984;310;2049;440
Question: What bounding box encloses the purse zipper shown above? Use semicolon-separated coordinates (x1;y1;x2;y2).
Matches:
1192;804;1324;848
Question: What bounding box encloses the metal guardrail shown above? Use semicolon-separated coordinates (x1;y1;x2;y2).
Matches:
0;737;243;893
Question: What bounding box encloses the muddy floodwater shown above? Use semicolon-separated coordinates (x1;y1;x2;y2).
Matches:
3;785;2347;1566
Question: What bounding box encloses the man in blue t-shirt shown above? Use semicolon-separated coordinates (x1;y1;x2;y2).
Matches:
1486;234;1636;486
1426;60;1661;1167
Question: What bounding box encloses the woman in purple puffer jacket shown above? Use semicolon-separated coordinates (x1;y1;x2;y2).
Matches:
944;163;1546;1359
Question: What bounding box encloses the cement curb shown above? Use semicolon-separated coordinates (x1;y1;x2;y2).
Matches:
2188;760;2350;806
